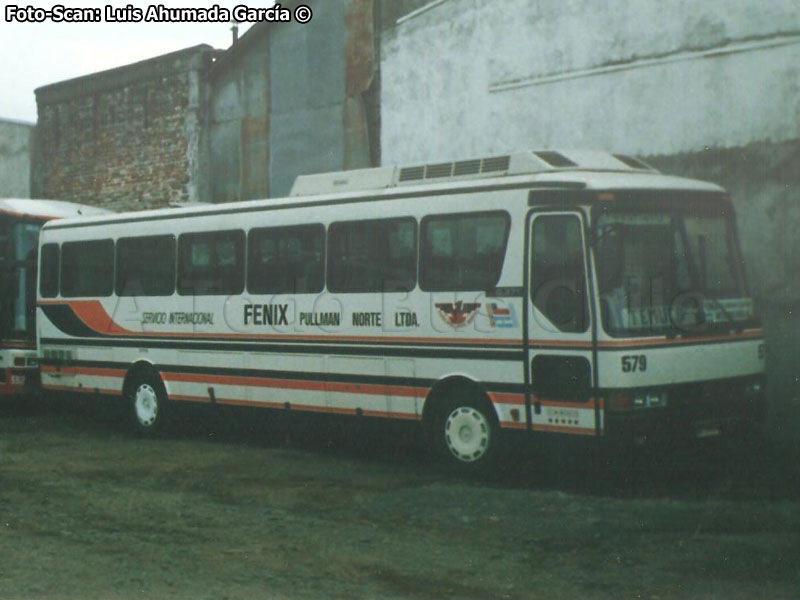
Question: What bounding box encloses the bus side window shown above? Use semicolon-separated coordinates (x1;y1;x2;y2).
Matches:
328;218;416;293
420;211;510;291
177;230;245;296
40;243;60;298
530;215;589;333
116;235;175;297
61;239;114;298
247;224;325;294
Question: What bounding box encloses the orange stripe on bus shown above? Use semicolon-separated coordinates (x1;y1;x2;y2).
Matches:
533;423;596;436
68;300;137;335
41;365;125;378
489;392;525;405
530;339;592;348
0;341;35;349
169;393;212;404
488;393;597;409
596;329;763;347
168;392;420;419
162;371;429;398
536;397;596;409
531;330;763;349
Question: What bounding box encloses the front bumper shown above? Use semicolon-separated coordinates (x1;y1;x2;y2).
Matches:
604;375;766;446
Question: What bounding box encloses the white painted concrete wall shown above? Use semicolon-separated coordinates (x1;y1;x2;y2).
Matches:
381;0;800;439
381;0;800;164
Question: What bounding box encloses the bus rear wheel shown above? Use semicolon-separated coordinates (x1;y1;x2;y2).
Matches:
127;371;169;435
433;394;497;468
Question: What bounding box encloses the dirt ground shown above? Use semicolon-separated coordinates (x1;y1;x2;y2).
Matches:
1;395;799;600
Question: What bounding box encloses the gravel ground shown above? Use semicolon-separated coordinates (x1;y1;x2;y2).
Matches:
1;395;799;599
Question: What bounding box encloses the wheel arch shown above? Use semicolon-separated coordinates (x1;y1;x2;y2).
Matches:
422;374;499;426
122;360;166;397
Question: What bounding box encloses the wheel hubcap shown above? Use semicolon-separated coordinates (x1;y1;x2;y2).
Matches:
134;384;158;427
444;406;491;463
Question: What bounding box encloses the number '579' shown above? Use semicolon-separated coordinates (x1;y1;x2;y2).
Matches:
621;355;647;373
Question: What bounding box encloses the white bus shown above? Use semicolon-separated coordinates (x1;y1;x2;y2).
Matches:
36;151;765;466
0;199;109;397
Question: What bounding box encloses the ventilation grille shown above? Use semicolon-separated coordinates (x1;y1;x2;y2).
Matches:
453;159;481;176
482;155;511;172
398;155;512;184
398;166;425;182
425;163;453;178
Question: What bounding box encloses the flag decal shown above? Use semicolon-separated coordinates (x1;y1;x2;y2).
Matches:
487;302;518;328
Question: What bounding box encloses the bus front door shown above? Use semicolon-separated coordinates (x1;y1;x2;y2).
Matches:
526;210;599;437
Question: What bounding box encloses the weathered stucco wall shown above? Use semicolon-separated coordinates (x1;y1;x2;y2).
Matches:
269;0;376;197
0;119;33;198
209;28;271;204
382;0;800;161
209;0;379;202
381;0;800;438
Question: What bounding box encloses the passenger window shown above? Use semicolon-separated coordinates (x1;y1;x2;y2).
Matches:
530;215;589;333
61;239;114;298
420;211;509;291
116;235;175;296
178;230;244;296
248;224;324;294
328;218;416;293
40;243;60;298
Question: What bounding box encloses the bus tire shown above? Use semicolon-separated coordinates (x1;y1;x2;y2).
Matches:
432;391;498;469
127;369;169;435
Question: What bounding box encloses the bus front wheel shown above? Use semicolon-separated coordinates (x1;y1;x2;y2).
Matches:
433;394;497;468
127;370;169;435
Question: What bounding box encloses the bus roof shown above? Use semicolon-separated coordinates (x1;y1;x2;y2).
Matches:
41;150;726;232
0;198;112;221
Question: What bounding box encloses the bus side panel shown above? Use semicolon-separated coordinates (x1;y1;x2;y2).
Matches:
596;337;763;389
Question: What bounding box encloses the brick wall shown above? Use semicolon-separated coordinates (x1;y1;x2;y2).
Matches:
33;45;215;211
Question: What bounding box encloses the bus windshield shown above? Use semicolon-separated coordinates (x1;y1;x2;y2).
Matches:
0;220;41;340
595;195;755;336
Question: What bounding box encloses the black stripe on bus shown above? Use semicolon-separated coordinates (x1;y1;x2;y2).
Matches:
39;333;759;360
44;181;587;231
40;305;102;338
39;337;525;362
